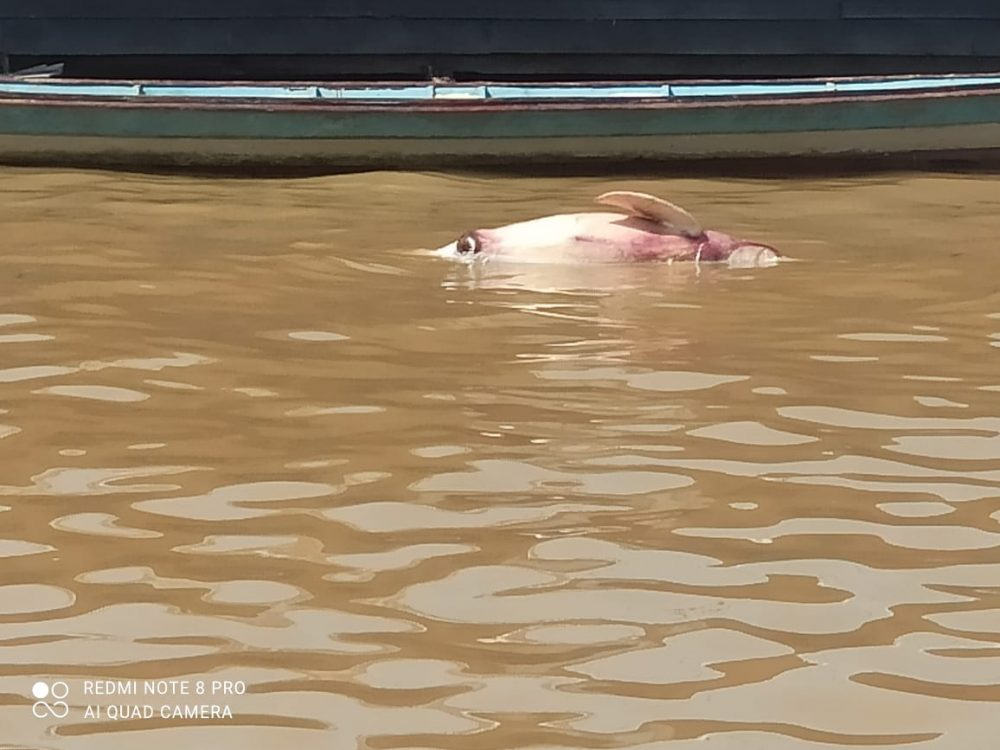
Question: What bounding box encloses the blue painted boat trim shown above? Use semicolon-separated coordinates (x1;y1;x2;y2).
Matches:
0;82;144;97
486;84;673;99
2;74;1000;103
145;84;320;99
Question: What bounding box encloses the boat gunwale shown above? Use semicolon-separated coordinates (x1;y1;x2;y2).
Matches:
4;69;1000;89
1;81;999;114
3;70;1000;109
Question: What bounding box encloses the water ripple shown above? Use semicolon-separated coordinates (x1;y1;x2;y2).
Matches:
4;169;1000;748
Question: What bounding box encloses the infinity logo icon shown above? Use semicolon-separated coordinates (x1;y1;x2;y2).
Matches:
32;681;70;719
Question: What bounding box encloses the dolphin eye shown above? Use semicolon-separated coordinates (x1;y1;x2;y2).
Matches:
456;233;480;255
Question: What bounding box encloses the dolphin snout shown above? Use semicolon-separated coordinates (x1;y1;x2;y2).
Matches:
434;241;459;259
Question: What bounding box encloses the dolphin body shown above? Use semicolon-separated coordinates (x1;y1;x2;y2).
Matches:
435;191;780;267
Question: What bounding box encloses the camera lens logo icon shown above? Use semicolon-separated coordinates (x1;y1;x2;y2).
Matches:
32;681;70;719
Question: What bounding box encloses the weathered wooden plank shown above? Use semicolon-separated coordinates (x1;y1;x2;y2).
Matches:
3;19;999;57
0;0;842;21
843;0;1000;19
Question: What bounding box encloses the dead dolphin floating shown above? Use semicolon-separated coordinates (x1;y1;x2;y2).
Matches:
435;191;780;266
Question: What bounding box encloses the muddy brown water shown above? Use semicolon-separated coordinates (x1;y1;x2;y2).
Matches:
1;167;1000;749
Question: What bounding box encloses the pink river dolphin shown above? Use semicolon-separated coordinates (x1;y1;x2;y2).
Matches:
435;191;780;267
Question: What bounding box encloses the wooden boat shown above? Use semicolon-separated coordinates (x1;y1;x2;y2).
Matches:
1;72;999;170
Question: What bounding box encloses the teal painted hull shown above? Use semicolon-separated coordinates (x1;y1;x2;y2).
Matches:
1;74;999;169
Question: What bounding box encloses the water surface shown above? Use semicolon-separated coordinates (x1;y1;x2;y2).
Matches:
1;167;1000;748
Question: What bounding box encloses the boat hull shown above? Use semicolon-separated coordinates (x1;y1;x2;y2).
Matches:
1;125;999;170
1;77;1000;170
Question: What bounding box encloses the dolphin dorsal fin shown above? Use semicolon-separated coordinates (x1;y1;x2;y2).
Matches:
595;191;704;238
